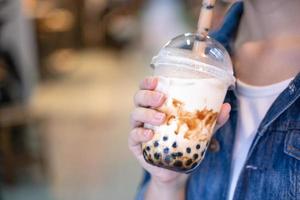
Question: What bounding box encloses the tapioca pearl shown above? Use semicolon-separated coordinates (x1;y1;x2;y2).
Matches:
146;146;151;151
196;144;201;150
172;141;177;148
164;155;172;164
186;147;191;154
191;162;198;169
193;153;199;160
163;147;169;154
185;159;193;166
206;5;214;9
175;152;183;157
163;136;168;141
173;160;183;168
143;150;147;157
171;153;177;159
154;152;161;160
148;157;154;164
201;150;205;157
154;141;159;147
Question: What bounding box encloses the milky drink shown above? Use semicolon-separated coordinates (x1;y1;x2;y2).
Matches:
142;33;235;173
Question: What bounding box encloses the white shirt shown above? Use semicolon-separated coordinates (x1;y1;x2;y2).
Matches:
227;77;294;200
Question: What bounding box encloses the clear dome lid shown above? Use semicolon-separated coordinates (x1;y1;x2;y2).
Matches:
151;33;235;86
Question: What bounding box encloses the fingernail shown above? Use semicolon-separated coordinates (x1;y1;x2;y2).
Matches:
153;93;164;103
144;130;152;137
154;112;165;121
147;78;156;87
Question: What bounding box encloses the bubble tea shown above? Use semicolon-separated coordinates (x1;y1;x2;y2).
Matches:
142;33;235;173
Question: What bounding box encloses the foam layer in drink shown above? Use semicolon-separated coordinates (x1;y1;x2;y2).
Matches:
142;76;227;173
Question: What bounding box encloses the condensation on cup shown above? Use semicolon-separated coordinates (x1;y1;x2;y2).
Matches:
142;33;235;173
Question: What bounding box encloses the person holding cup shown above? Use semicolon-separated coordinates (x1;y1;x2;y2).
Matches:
129;1;300;200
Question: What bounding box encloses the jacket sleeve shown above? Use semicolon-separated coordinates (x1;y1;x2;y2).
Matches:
135;170;151;200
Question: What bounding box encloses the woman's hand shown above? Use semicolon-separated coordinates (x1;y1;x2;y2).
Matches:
128;76;231;199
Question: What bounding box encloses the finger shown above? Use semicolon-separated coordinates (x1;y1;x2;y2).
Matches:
131;107;166;125
128;128;175;176
128;128;159;173
139;76;158;90
136;152;181;180
216;103;231;129
129;130;185;181
134;90;166;108
128;128;154;156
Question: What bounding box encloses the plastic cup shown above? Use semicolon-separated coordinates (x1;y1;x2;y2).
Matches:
142;33;235;173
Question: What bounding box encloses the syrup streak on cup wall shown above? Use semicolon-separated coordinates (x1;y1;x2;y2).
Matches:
141;0;235;173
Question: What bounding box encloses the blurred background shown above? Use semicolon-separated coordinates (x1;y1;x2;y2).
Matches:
0;0;232;199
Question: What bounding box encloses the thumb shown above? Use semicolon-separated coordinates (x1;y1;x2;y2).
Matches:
215;103;231;130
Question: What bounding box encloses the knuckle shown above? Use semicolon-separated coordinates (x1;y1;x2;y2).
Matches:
132;107;160;124
128;129;137;145
140;91;149;104
133;90;142;106
130;118;136;128
134;90;164;108
134;90;150;106
130;108;141;122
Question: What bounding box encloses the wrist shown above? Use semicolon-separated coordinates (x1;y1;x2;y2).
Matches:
151;174;188;191
145;175;188;200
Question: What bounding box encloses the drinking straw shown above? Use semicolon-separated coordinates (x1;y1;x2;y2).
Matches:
193;0;217;55
197;0;217;37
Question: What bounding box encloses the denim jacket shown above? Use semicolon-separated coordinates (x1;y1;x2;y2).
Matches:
135;2;300;200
